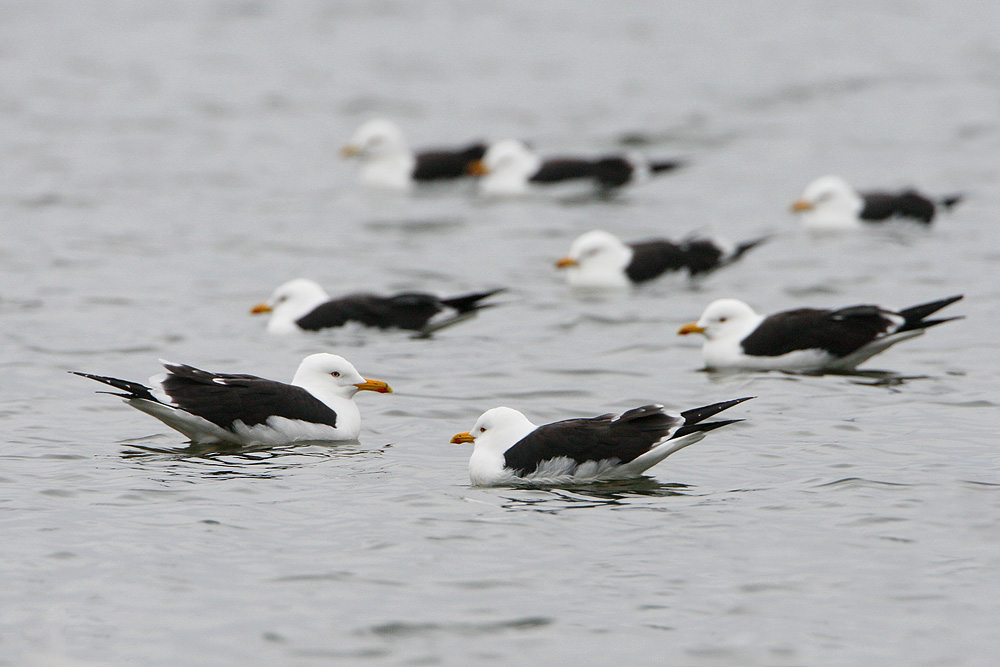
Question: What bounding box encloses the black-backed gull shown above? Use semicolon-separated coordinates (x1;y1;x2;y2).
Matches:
678;295;963;372
342;118;486;190
555;229;767;289
791;175;963;232
251;279;504;337
73;353;392;444
450;398;750;486
469;139;683;196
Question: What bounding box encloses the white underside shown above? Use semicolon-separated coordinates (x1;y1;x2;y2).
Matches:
358;156;416;191
702;330;925;372
127;398;358;445
470;431;706;487
565;269;631;291
800;211;863;233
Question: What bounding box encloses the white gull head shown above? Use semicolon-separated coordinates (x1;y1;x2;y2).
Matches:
791;175;865;232
252;278;331;335
556;230;633;290
453;406;537;486
290;353;392;440
679;298;766;370
342;118;417;190
477;139;543;196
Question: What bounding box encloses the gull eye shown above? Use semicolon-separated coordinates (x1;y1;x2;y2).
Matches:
479;426;486;433
331;371;340;378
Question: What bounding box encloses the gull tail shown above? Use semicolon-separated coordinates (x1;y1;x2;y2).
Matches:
70;371;159;402
439;288;506;314
897;295;964;332
939;194;963;210
672;396;754;439
415;289;507;338
730;235;771;262
649;159;685;174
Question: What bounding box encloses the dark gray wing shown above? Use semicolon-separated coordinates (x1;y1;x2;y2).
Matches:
739;307;895;358
592;156;636;188
529;158;597;183
159;364;338;430
677;239;725;277
625;240;689;282
295;293;444;331
860;190;936;223
501;405;681;476
413;143;487;181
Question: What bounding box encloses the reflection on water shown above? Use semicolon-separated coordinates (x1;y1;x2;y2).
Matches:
368;616;553;637
496;478;695;512
118;439;385;479
702;366;934;390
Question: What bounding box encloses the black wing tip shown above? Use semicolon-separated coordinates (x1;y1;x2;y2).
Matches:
71;370;158;401
915;315;965;329
933;293;963;305
901;294;964;318
694;417;745;432
70;370;116;383
940;194;964;209
896;295;963;332
672;418;745;439
735;235;772;255
679;396;754;426
649;159;685;174
439;288;507;313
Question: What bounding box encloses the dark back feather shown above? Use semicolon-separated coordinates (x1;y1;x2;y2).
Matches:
159;364;339;430
296;293;444;331
625;240;689;282
678;239;726;277
529;158;597;183
860;190;936;223
740;307;895;358
502;405;682;476
413;143;487;181
592;156;636;188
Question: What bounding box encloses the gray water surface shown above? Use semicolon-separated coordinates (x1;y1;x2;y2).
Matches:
3;2;1000;665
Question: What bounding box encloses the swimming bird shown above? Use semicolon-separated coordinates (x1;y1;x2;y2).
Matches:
251;279;504;337
469;139;683;196
790;175;963;232
555;229;768;289
72;354;392;445
341;118;486;190
678;295;963;372
450;398;751;486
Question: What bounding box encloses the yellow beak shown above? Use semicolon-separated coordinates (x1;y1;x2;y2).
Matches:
466;159;488;176
355;378;393;394
341;144;360;158
678;322;706;335
555;256;578;269
790;199;813;212
451;431;475;444
250;303;272;314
